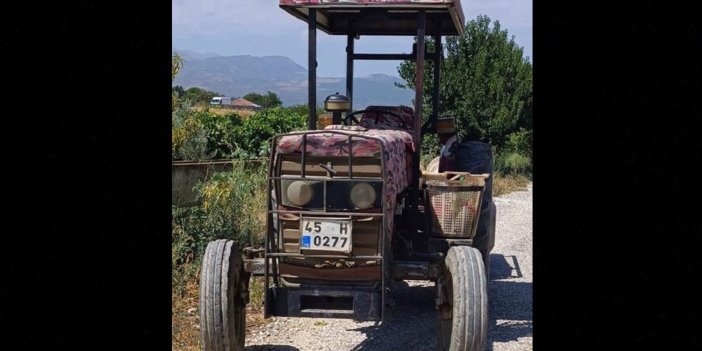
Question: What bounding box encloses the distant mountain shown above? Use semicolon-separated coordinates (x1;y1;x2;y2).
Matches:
172;48;222;61
172;50;414;108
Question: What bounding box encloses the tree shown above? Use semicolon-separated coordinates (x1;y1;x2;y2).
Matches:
172;85;185;98
183;87;220;106
172;54;183;81
172;54;184;110
398;15;532;149
243;91;283;109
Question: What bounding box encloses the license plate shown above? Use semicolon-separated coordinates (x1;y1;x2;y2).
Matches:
300;218;353;253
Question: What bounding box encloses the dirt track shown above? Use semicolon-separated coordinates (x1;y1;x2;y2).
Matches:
245;183;533;351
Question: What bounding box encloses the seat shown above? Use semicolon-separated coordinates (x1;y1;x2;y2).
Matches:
358;105;415;132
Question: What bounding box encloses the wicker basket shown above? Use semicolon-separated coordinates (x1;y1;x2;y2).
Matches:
423;171;488;238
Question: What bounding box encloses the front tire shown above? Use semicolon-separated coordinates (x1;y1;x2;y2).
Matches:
437;246;488;351
200;239;247;351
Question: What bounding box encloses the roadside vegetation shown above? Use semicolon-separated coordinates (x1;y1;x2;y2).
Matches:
172;54;307;349
172;161;269;350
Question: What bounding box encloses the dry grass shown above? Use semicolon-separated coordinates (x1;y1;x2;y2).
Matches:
172;271;202;351
172;277;267;350
172;274;268;350
245;277;268;331
493;173;531;196
192;106;256;118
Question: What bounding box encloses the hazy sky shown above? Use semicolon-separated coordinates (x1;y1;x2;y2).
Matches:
172;0;532;77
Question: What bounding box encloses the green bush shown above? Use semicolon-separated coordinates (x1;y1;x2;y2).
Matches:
171;161;268;290
232;107;306;158
196;110;243;159
282;104;325;118
284;104;311;117
495;151;532;177
172;102;213;161
194;161;268;246
172;161;268;255
493;128;532;177
172;205;206;293
504;128;532;159
173;105;309;161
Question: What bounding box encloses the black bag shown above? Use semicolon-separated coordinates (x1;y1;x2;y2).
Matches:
454;141;494;206
454;141;496;272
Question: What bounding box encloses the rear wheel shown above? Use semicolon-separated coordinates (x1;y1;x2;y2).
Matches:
437;246;488;351
200;239;248;351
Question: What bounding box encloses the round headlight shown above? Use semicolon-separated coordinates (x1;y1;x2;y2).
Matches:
350;182;376;209
287;181;313;206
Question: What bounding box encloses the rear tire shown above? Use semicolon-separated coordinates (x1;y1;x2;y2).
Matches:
437;246;488;351
200;239;247;351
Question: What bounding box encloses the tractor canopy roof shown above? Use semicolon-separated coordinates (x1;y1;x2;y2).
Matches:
279;0;465;36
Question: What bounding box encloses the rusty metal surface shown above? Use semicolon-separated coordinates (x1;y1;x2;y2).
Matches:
266;130;390;317
243;257;274;275
278;262;381;281
243;247;265;259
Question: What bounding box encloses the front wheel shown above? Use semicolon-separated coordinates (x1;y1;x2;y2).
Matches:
437;246;488;351
200;239;248;351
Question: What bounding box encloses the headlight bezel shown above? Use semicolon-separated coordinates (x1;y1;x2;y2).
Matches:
279;177;382;210
349;182;378;209
280;178;324;209
326;180;382;210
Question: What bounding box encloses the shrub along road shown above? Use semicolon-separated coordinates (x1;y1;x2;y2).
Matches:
246;183;533;351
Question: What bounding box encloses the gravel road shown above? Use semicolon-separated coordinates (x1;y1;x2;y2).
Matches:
246;183;533;351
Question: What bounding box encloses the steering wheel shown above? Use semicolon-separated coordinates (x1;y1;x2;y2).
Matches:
343;109;407;129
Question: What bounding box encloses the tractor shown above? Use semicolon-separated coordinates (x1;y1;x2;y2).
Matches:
199;1;496;350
